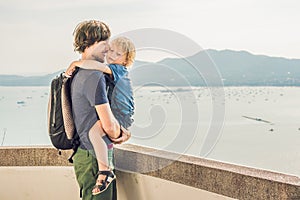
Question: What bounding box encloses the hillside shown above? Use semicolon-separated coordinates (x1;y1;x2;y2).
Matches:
1;50;300;86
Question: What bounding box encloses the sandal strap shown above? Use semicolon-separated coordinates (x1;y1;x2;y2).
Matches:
96;170;115;182
92;180;107;194
96;170;113;177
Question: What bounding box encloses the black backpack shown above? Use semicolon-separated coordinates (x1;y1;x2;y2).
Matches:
47;68;79;163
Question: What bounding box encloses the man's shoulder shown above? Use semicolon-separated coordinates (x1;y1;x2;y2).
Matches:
72;69;106;90
77;68;105;77
75;69;105;82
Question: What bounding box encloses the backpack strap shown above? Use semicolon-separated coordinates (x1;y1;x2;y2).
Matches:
67;66;80;164
68;129;81;163
68;148;77;163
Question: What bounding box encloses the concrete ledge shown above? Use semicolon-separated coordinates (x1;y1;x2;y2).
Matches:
114;144;300;200
1;144;300;200
0;146;72;166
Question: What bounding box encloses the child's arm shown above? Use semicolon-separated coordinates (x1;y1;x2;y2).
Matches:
66;60;112;76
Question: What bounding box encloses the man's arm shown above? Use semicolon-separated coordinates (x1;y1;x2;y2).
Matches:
66;60;112;76
95;103;120;139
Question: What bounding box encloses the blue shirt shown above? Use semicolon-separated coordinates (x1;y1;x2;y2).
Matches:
106;64;134;129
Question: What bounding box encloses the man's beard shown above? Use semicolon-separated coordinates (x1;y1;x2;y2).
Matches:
92;54;105;63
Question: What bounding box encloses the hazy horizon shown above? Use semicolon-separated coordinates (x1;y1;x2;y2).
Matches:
1;48;300;76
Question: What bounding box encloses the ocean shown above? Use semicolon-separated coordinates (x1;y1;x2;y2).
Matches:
0;86;299;177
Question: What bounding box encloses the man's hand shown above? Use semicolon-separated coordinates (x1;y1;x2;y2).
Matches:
110;126;131;144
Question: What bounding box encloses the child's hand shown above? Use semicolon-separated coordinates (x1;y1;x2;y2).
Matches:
65;61;80;76
110;126;131;144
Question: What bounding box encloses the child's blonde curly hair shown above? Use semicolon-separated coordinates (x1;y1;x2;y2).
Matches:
111;37;136;67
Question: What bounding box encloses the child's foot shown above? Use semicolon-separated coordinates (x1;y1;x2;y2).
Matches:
92;170;116;195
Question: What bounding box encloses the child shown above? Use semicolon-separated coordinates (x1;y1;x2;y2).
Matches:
67;36;135;195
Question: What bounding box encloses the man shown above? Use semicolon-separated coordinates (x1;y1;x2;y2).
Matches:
70;20;128;200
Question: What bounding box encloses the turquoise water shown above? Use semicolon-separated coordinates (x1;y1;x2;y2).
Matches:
0;86;299;177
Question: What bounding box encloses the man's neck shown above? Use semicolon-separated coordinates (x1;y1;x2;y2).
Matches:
81;53;92;60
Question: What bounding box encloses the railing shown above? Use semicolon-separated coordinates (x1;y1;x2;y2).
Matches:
0;144;299;200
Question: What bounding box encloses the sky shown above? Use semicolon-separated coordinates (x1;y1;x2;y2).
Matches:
0;0;299;75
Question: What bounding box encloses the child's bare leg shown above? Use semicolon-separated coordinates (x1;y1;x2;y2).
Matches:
89;120;116;195
89;121;109;183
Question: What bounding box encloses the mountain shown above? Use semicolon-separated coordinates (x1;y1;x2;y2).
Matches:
203;49;300;86
130;49;300;86
1;50;300;86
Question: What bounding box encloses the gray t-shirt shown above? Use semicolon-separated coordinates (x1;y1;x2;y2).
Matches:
71;69;109;150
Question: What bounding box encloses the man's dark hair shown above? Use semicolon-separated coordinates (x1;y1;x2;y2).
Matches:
73;20;111;53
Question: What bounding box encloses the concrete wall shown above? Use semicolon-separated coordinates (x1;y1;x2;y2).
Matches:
116;170;234;200
0;144;299;200
0;166;80;200
0;166;232;200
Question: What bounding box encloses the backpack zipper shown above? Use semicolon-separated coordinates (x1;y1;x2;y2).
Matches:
52;87;56;127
